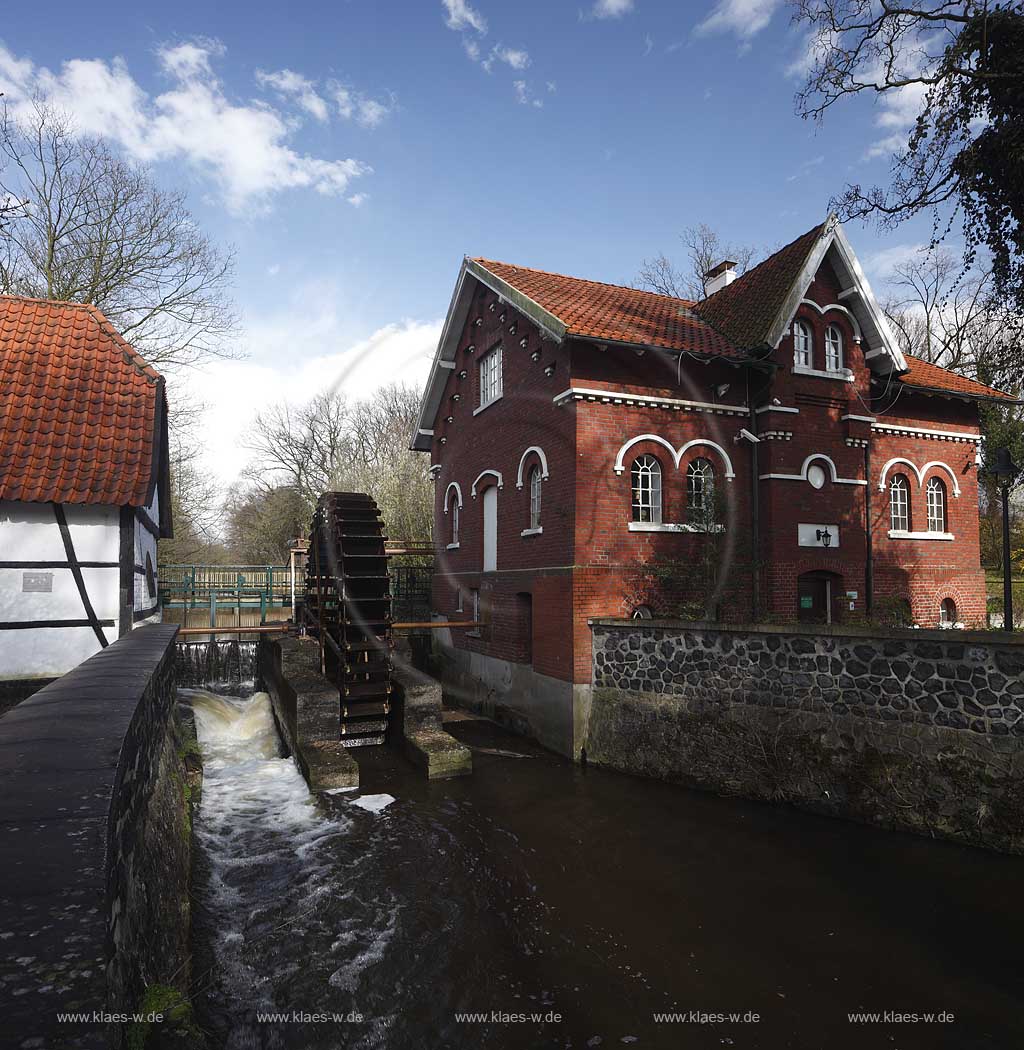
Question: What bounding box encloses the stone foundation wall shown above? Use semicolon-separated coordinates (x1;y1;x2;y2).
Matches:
588;619;1024;852
0;624;201;1048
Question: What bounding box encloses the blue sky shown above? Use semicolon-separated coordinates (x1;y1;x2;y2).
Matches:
0;0;931;485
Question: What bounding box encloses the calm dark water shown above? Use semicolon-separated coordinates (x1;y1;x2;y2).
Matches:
187;690;1024;1050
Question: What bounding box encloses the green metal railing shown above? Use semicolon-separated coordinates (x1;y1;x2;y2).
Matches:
159;565;293;627
159;562;434;627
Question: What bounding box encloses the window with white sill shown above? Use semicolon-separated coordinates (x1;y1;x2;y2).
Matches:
793;320;812;367
825;324;843;372
529;465;542;530
478;344;503;409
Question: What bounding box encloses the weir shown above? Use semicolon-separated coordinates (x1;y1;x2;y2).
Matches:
176;639;259;690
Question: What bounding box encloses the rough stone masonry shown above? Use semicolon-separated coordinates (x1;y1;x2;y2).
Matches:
587;619;1024;852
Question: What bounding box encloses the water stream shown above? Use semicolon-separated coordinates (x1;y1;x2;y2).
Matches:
185;688;1024;1050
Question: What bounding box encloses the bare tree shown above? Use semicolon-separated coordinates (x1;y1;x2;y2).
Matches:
882;247;1007;373
636;222;758;300
0;101;239;372
242;393;351;511
792;1;1024;314
241;383;433;542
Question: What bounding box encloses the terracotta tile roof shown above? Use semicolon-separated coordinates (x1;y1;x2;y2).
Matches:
695;222;825;350
473;259;744;358
897;354;1017;402
0;295;164;506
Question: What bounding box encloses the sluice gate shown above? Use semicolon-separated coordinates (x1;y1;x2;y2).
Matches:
305;491;394;747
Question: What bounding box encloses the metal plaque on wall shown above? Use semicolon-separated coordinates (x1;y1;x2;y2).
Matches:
22;572;54;593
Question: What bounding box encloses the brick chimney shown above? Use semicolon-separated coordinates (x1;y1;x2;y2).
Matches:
704;260;738;296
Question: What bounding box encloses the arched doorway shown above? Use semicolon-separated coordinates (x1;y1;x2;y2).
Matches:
797;571;843;624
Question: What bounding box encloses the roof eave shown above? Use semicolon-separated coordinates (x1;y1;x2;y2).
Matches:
410;259;569;452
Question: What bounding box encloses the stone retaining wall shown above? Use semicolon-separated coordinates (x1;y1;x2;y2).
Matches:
0;624;200;1048
588;620;1024;852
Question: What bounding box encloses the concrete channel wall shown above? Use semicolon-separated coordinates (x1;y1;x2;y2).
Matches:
588;619;1024;852
0;624;199;1049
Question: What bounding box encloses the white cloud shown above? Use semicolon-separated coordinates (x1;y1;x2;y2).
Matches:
442;0;488;34
185;314;441;486
865;243;928;281
694;0;782;48
483;44;531;73
785;154;824;182
643;34;654;57
0;40;370;213
331;83;395;129
256;68;330;122
513;81;544;108
591;0;635;18
347;192;369;207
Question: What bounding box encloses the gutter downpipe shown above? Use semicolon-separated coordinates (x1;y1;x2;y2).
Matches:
864;441;873;614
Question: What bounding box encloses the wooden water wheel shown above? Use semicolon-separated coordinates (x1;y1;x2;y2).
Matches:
304;492;393;746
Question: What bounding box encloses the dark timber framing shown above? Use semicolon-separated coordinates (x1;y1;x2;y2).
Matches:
119;505;134;638
0;618;117;630
53;503;109;648
0;560;119;569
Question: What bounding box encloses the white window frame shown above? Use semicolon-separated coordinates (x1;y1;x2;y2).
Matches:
529;466;542;530
456;586;463;613
793;320;812;368
631;455;662;524
476;344;503;413
889;474;910;533
825;324;843;372
686;457;715;519
451;500;460;546
926;477;947;533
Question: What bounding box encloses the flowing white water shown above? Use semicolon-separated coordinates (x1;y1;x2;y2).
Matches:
184;689;402;1048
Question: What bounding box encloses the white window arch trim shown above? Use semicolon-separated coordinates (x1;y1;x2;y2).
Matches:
759;453;866;487
798;298;863;342
470;469;504;499
878;458;961;498
443;481;464;513
515;446;550;489
612;434;736;480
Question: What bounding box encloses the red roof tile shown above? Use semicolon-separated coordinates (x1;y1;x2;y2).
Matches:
898;354;1017;402
695;222;825;350
473;259;744;358
0;295;164;506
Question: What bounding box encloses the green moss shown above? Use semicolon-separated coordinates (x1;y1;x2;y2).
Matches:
127;984;199;1050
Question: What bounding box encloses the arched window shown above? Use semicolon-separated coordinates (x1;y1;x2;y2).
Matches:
529;466;542;530
793;320;812;367
926;477;947;532
889;474;911;532
825;324;843;371
631;455;662;524
451;501;460;545
940;597;957;626
686;457;715;519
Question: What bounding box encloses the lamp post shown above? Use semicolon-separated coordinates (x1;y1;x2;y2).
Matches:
992;448;1019;632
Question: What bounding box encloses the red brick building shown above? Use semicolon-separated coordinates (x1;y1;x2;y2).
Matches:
412;217;1014;755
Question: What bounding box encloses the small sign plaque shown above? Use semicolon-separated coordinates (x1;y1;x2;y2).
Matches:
800;595;814;609
22;572;53;593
